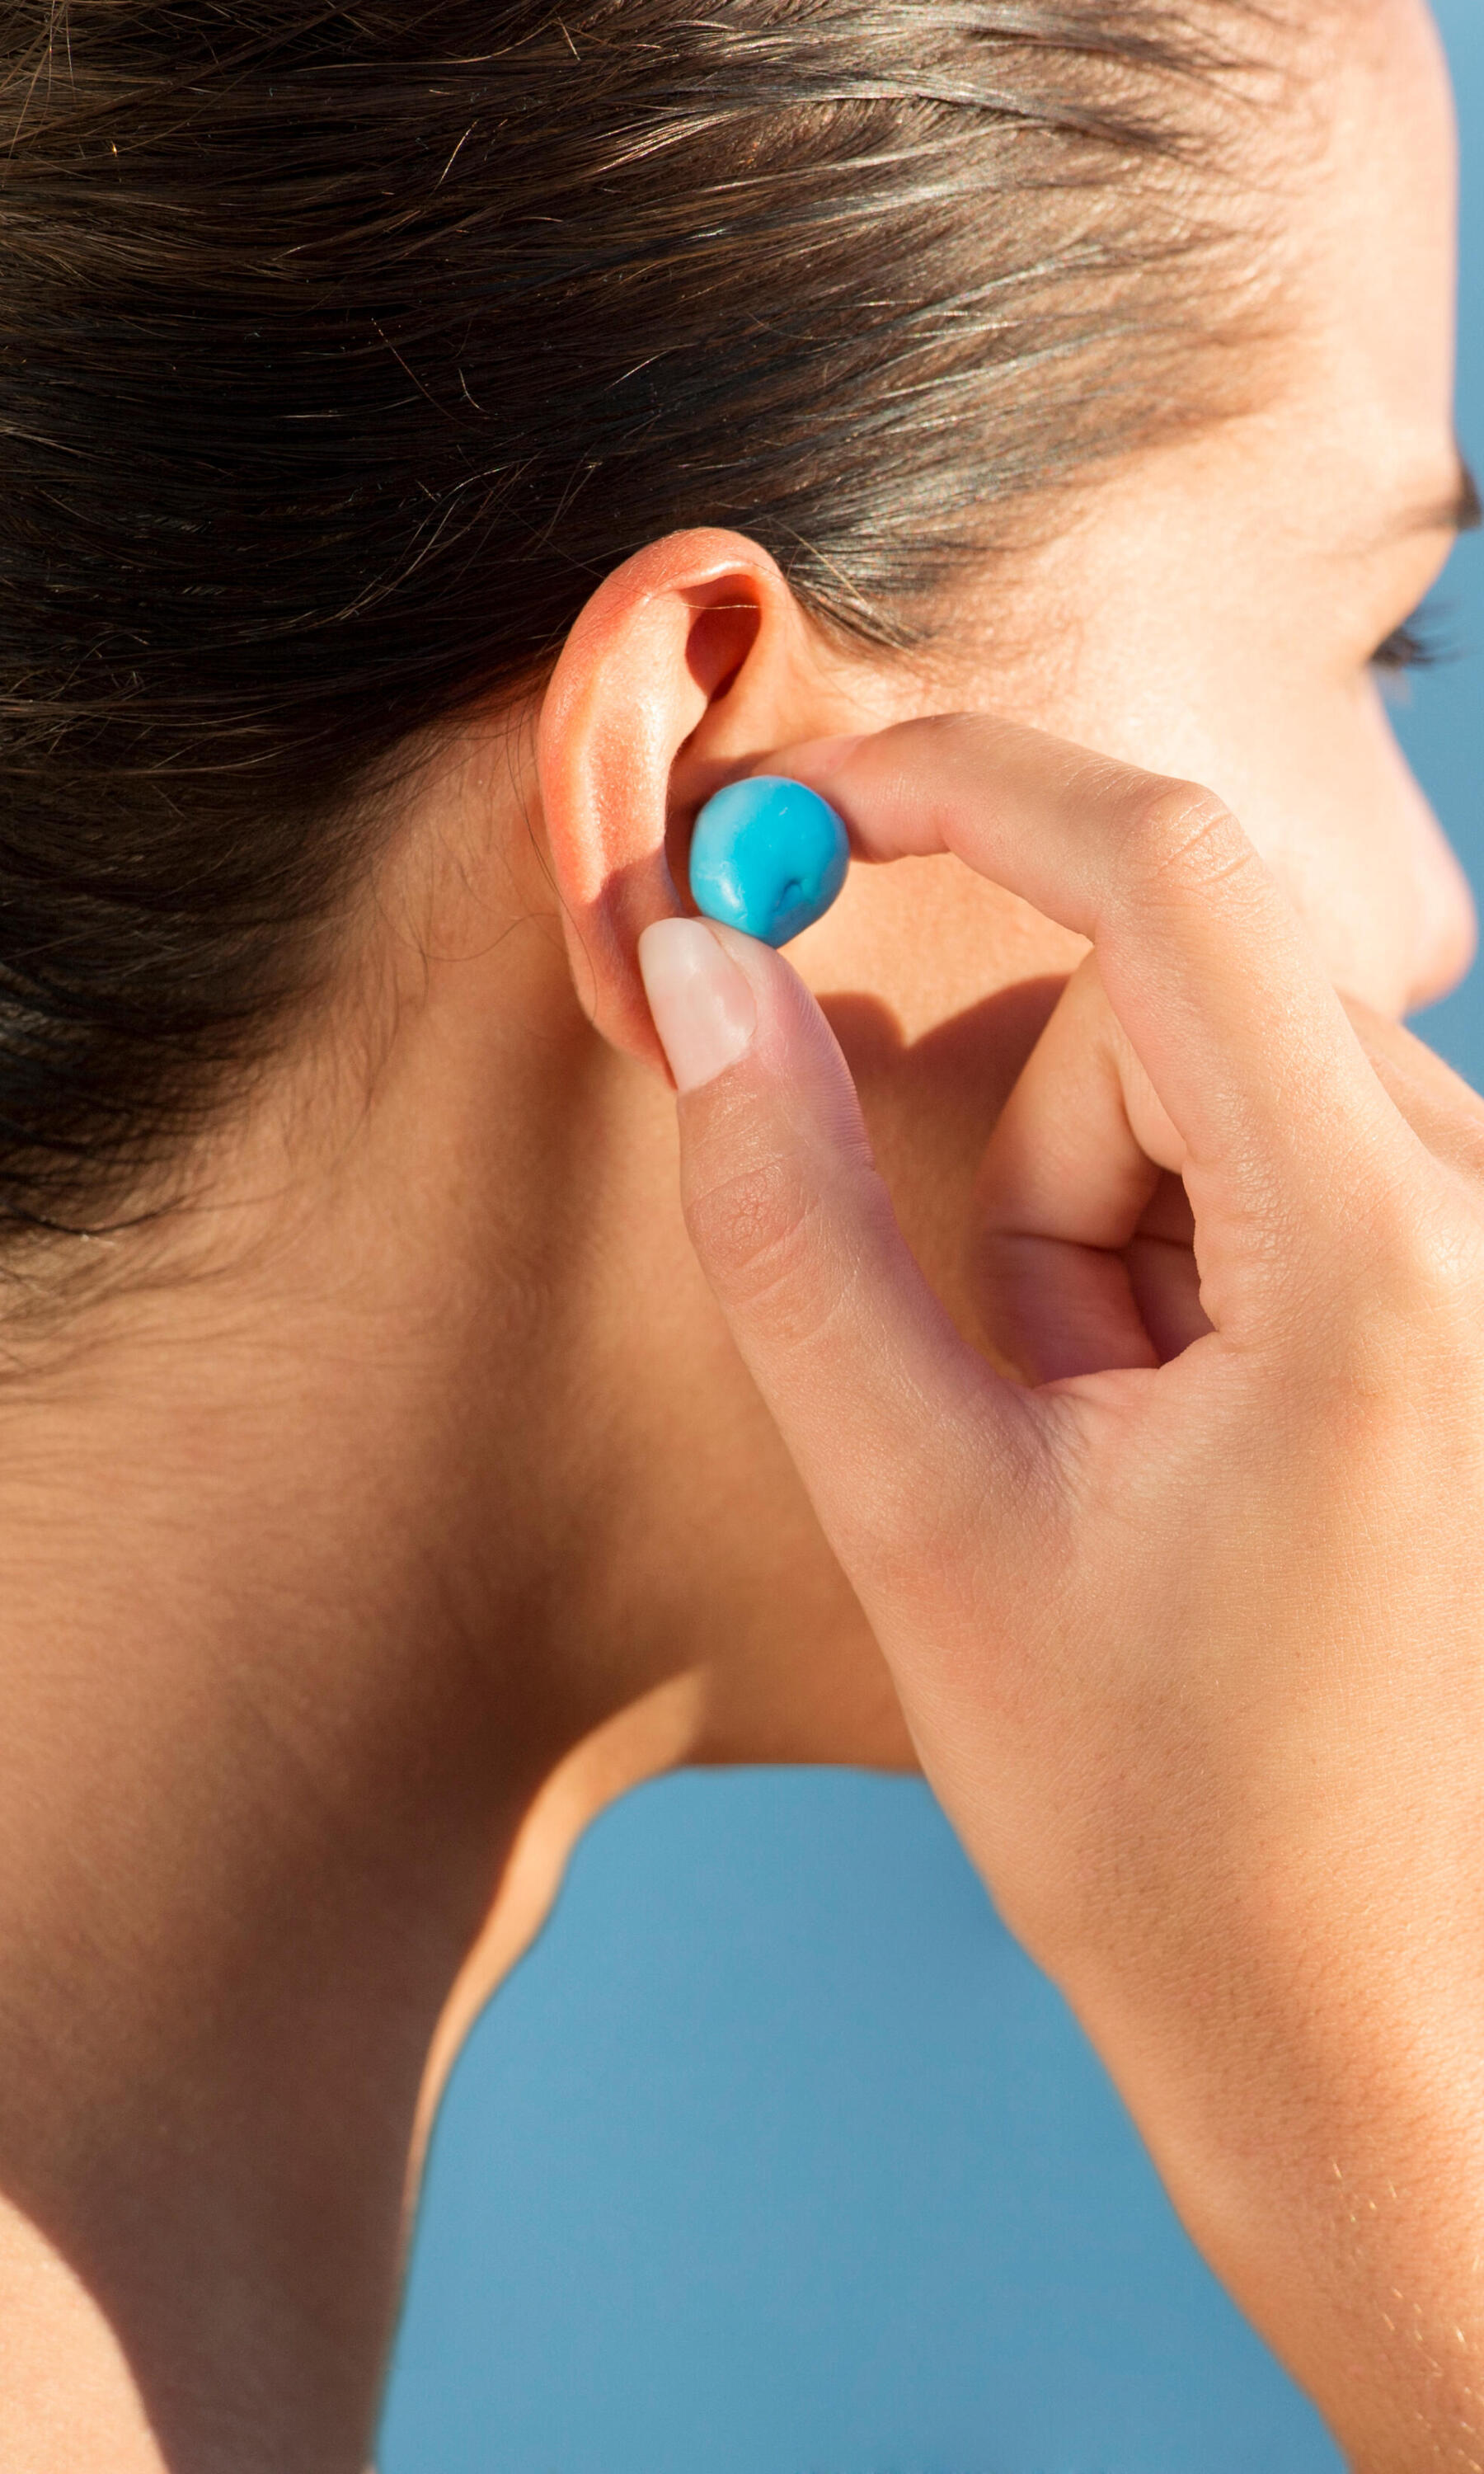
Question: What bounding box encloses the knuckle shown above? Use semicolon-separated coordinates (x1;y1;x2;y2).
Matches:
1446;1114;1484;1181
1369;1179;1482;1298
683;1145;837;1342
1113;777;1252;902
1323;1185;1484;1407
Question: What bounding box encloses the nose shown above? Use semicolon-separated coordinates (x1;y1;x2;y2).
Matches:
1403;796;1477;1016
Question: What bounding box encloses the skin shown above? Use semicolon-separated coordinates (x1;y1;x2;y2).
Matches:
0;0;1475;2467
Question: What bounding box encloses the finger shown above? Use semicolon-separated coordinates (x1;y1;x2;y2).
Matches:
776;716;1418;1321
1125;1178;1210;1368
637;916;1055;1603
972;953;1209;1380
971;955;1161;1380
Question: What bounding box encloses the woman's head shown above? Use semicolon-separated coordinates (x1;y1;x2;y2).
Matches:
2;0;1352;1246
0;0;1473;1776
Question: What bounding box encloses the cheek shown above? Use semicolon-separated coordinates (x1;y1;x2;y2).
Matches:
1071;657;1475;1025
1229;690;1476;1020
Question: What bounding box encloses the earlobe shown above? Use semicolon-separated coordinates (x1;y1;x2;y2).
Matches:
535;528;803;1069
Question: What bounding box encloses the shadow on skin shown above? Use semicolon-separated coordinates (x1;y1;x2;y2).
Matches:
820;974;1068;1348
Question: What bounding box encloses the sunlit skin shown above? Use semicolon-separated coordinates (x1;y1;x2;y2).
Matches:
0;2;1476;2469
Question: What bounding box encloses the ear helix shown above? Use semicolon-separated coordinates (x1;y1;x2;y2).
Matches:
688;777;849;948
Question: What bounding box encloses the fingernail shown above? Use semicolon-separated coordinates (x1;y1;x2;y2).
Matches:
638;918;758;1092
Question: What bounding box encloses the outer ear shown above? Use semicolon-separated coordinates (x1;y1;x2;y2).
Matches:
537;528;819;1068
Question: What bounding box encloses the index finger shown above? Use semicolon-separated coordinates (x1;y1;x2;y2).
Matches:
776;714;1417;1296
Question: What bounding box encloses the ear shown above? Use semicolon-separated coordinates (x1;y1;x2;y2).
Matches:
537;528;835;1068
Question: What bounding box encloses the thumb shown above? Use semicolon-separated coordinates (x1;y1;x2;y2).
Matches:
637;917;1036;1597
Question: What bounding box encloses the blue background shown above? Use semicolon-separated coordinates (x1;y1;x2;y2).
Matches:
380;11;1484;2468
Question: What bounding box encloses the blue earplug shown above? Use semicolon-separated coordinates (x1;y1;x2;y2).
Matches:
688;776;849;948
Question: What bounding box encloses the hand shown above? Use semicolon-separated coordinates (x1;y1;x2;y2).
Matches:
639;714;1484;2474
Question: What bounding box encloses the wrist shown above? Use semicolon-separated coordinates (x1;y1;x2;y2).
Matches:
1098;1983;1484;2473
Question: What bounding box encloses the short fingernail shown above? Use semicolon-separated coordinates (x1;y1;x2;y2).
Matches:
638;917;758;1092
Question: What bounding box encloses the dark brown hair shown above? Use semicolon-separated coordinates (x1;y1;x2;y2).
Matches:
0;1;1280;1243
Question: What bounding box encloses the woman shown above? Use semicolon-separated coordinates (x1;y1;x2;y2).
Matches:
0;1;1479;2467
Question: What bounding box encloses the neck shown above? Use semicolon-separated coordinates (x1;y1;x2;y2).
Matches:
0;951;697;2470
0;749;905;2469
0;1291;592;2472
